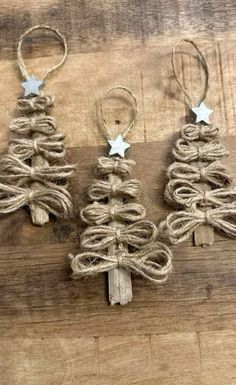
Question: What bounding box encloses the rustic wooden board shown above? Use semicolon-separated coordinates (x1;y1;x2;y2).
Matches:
1;0;236;384
1;140;236;384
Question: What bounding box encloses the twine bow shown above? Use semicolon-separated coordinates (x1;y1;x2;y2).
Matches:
173;138;228;162
159;204;236;244
88;179;140;201
97;156;135;175
181;123;219;141
0;183;73;218
165;180;236;208
10;116;57;136
81;201;146;225
0;155;76;184
167;161;232;187
10;134;65;160
69;242;173;283
17;95;54;113
81;220;158;250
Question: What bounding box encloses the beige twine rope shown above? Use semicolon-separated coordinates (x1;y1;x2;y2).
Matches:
81;201;146;225
17;95;54;113
17;25;67;81
88;178;141;200
69;242;173;284
173;138;228;162
171;39;209;108
81;220;158;250
159;204;236;245
70;86;173;284
0;26;75;223
97;156;135;175
165;179;236;208
181;123;219;141
167;161;231;187
0;182;72;217
0;155;75;185
9;134;65;160
10;115;57;136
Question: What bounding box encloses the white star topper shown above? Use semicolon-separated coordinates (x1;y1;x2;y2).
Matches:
108;134;130;158
21;76;43;97
192;101;213;124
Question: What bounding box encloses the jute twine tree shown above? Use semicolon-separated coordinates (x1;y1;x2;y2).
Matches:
159;39;236;246
0;26;75;225
69;86;173;305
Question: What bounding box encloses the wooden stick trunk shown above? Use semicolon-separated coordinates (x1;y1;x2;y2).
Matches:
108;173;132;305
30;108;49;225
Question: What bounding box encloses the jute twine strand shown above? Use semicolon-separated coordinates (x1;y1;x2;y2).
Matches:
165;179;236;208
181;123;219;141
17;25;67;81
173;139;228;162
171;38;209;108
88;178;141;200
10;134;65;160
167;161;232;187
158;204;236;245
99;86;137;140
0;183;72;218
70;155;173;282
69;242;173;284
81;202;146;225
0;155;75;184
0;26;75;222
10;115;57;136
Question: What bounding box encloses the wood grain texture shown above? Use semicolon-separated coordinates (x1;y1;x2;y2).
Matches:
1;0;236;384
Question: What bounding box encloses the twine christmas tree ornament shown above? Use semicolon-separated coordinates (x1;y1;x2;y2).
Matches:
159;39;236;246
69;86;173;305
0;26;76;225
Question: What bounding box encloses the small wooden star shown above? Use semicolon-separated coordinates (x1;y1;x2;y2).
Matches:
21;76;43;97
192;101;213;124
108;134;130;158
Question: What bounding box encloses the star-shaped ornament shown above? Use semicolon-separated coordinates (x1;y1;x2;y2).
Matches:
21;76;43;97
108;134;130;158
191;101;213;124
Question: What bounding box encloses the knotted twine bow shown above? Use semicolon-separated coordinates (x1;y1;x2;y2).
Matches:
88;179;140;200
167;161;231;187
165;180;236;208
81;201;146;225
17;95;54;113
10;116;57;136
0;155;75;185
10;134;65;160
159;204;236;244
181;123;219;142
69;242;172;284
173;138;228;162
81;220;158;250
97;156;135;176
0;182;72;217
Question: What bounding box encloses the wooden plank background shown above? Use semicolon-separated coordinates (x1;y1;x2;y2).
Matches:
1;1;236;384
